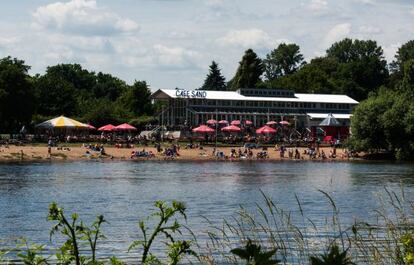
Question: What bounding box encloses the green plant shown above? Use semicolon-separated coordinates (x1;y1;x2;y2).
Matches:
128;200;196;265
15;238;49;265
310;244;355;265
401;232;414;265
231;238;280;265
48;202;107;265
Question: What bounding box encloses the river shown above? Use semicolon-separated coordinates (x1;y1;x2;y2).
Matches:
1;161;414;262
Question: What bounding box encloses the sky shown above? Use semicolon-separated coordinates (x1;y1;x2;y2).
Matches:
0;0;414;90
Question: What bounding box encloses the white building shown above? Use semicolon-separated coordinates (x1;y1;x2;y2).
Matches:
151;88;358;129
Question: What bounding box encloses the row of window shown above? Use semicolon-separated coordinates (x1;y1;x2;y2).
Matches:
187;99;351;110
239;89;294;97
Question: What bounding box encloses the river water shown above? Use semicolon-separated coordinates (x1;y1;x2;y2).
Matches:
1;161;414;261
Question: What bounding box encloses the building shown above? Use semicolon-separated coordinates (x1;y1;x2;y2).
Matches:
151;88;358;133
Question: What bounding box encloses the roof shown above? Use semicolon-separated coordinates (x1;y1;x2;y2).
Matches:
307;113;352;119
152;89;359;104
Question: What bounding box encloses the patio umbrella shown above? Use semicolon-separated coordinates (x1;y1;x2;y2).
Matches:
231;120;241;126
279;120;290;125
245;120;253;126
218;120;229;125
266;121;278;125
221;125;241;133
116;123;137;131
86;123;96;130
256;125;277;134
192;125;215;134
36;115;88;129
98;124;116;132
206;119;217;125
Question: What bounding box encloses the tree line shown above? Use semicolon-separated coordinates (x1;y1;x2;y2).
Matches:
201;38;398;103
0;59;154;132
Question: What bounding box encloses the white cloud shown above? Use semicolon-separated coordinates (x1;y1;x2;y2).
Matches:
152;44;202;70
32;0;139;36
307;0;328;11
358;25;382;34
216;28;276;49
383;43;400;62
324;23;352;47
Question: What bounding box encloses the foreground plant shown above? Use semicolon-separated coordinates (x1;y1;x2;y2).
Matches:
15;238;50;265
128;200;196;265
48;202;107;265
310;244;355;265
231;238;280;265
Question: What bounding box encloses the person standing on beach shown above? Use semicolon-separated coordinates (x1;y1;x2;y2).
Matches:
47;138;52;158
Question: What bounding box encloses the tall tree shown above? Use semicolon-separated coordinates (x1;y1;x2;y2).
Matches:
326;38;388;101
391;40;414;73
0;56;34;132
228;49;264;90
264;43;304;81
200;61;226;91
116;80;153;117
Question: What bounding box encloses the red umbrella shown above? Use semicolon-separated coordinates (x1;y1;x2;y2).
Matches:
218;120;229;125
86;123;96;130
206;119;217;125
192;125;215;134
98;124;116;132
266;121;278;125
115;123;137;131
245;120;253;125
256;125;277;134
231;120;241;126
221;125;241;133
279;121;290;125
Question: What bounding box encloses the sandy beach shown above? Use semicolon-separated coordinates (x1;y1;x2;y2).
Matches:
0;144;356;163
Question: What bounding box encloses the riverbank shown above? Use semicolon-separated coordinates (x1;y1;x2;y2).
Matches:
0;144;357;162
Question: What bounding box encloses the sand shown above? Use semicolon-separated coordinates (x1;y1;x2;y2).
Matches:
0;143;357;163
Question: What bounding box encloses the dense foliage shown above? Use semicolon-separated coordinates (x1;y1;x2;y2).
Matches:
228;49;264;90
349;59;414;160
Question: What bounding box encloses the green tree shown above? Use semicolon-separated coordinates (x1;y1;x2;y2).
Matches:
34;74;78;116
228;49;264;90
391;40;414;73
326;38;388;100
264;43;304;81
268;57;338;94
200;61;226;91
117;81;153;118
0;56;34;132
93;72;128;101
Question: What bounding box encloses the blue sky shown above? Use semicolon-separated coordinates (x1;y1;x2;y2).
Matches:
0;0;413;90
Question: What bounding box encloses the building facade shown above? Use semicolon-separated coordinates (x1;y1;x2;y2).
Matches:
151;88;358;130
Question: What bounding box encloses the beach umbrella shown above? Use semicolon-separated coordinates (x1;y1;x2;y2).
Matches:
256;125;277;134
221;125;241;133
245;120;253;126
192;125;215;134
231;120;241;126
206;119;217;125
266;121;278;125
218;120;229;125
36;115;88;129
279;120;290;125
116;123;137;131
98;124;116;132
